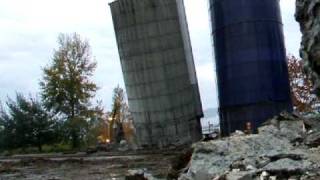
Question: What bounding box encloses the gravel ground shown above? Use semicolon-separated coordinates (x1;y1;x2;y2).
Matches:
0;152;177;180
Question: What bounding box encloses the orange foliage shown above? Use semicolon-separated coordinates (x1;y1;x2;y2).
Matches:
287;55;319;113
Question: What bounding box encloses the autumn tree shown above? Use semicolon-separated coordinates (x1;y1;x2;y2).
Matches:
40;33;98;148
287;55;319;113
111;86;126;122
85;101;106;146
109;86;125;143
108;86;135;143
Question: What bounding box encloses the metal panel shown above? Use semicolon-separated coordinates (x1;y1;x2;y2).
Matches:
110;0;203;147
209;0;293;135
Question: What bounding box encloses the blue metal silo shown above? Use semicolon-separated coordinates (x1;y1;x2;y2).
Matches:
209;0;293;135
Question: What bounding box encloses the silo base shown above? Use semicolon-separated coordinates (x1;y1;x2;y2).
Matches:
219;101;292;136
135;117;203;149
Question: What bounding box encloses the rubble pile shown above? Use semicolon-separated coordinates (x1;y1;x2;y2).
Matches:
295;0;320;93
179;112;320;180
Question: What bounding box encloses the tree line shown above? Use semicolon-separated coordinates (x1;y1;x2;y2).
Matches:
0;33;128;153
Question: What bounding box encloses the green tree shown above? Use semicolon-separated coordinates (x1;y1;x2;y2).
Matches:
40;33;98;148
28;97;59;152
0;102;13;151
5;94;33;150
0;94;58;152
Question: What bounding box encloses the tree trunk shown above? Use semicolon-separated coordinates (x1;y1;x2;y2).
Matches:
37;136;42;152
38;144;42;152
71;128;79;149
70;102;79;149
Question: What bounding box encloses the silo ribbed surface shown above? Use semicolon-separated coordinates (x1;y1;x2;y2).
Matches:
209;0;293;135
110;0;203;147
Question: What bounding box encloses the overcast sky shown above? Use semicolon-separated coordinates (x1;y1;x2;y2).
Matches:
0;0;301;112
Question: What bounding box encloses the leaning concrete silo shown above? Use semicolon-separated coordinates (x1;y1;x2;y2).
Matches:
209;0;293;135
109;0;203;147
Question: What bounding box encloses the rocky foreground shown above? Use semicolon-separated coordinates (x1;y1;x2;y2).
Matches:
178;113;320;180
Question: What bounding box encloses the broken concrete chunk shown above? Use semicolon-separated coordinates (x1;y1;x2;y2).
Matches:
305;131;320;147
259;114;305;143
262;158;312;173
279;120;305;143
226;171;256;180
